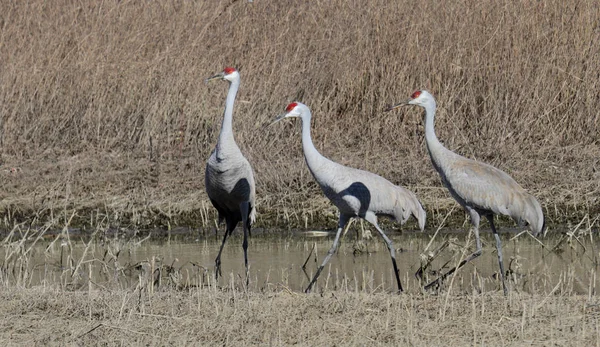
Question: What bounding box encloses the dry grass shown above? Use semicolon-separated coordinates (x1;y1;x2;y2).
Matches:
2;218;600;345
2;286;599;346
1;0;599;229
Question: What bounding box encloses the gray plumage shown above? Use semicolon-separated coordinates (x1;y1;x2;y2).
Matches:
311;157;426;232
272;102;425;293
205;67;256;285
388;90;545;295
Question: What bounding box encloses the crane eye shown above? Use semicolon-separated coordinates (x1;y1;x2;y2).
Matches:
411;91;422;99
223;67;236;75
285;102;298;112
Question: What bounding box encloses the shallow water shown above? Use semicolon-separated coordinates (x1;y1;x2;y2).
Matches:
2;227;599;294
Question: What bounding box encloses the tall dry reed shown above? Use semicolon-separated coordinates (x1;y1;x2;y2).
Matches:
0;0;599;228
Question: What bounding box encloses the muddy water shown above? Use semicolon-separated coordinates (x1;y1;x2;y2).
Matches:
4;229;599;294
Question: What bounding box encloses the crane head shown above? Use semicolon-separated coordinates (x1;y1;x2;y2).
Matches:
205;67;240;83
386;90;433;111
270;102;304;126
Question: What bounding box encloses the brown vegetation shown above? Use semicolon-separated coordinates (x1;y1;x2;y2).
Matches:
1;219;599;345
0;0;599;229
3;287;599;346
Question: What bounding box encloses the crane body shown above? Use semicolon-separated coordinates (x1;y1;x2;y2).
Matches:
272;102;426;293
205;67;256;286
388;90;544;295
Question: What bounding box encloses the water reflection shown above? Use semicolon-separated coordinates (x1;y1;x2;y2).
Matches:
2;229;598;295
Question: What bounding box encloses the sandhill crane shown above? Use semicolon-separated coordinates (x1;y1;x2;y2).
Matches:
272;102;426;293
205;67;256;286
387;90;544;295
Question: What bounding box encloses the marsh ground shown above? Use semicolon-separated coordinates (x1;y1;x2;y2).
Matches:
3;287;599;346
2;227;600;346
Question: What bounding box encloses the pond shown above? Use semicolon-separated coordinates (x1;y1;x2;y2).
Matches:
1;226;598;295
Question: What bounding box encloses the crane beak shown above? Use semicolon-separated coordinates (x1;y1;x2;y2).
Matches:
269;113;287;126
205;72;224;83
385;98;412;112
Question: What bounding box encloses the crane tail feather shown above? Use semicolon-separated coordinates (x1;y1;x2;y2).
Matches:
413;202;426;232
519;193;545;237
540;214;547;237
249;205;256;225
393;186;426;231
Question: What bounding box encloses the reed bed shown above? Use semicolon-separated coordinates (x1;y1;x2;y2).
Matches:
0;0;599;229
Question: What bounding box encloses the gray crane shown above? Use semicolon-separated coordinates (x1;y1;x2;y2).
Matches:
387;90;545;295
205;67;256;286
272;102;426;293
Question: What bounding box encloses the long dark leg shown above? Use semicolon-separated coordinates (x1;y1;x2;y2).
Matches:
365;213;403;293
240;202;251;288
424;209;482;291
305;214;350;293
486;215;508;296
215;220;236;281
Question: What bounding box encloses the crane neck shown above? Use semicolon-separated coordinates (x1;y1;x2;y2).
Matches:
216;78;240;157
299;111;326;168
423;101;446;160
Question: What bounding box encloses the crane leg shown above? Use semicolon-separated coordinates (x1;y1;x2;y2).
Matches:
240;201;251;288
424;209;482;291
305;214;350;293
365;213;403;293
215;220;236;281
215;230;229;280
486;215;508;296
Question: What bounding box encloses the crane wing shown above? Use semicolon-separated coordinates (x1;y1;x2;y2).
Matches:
443;158;526;217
